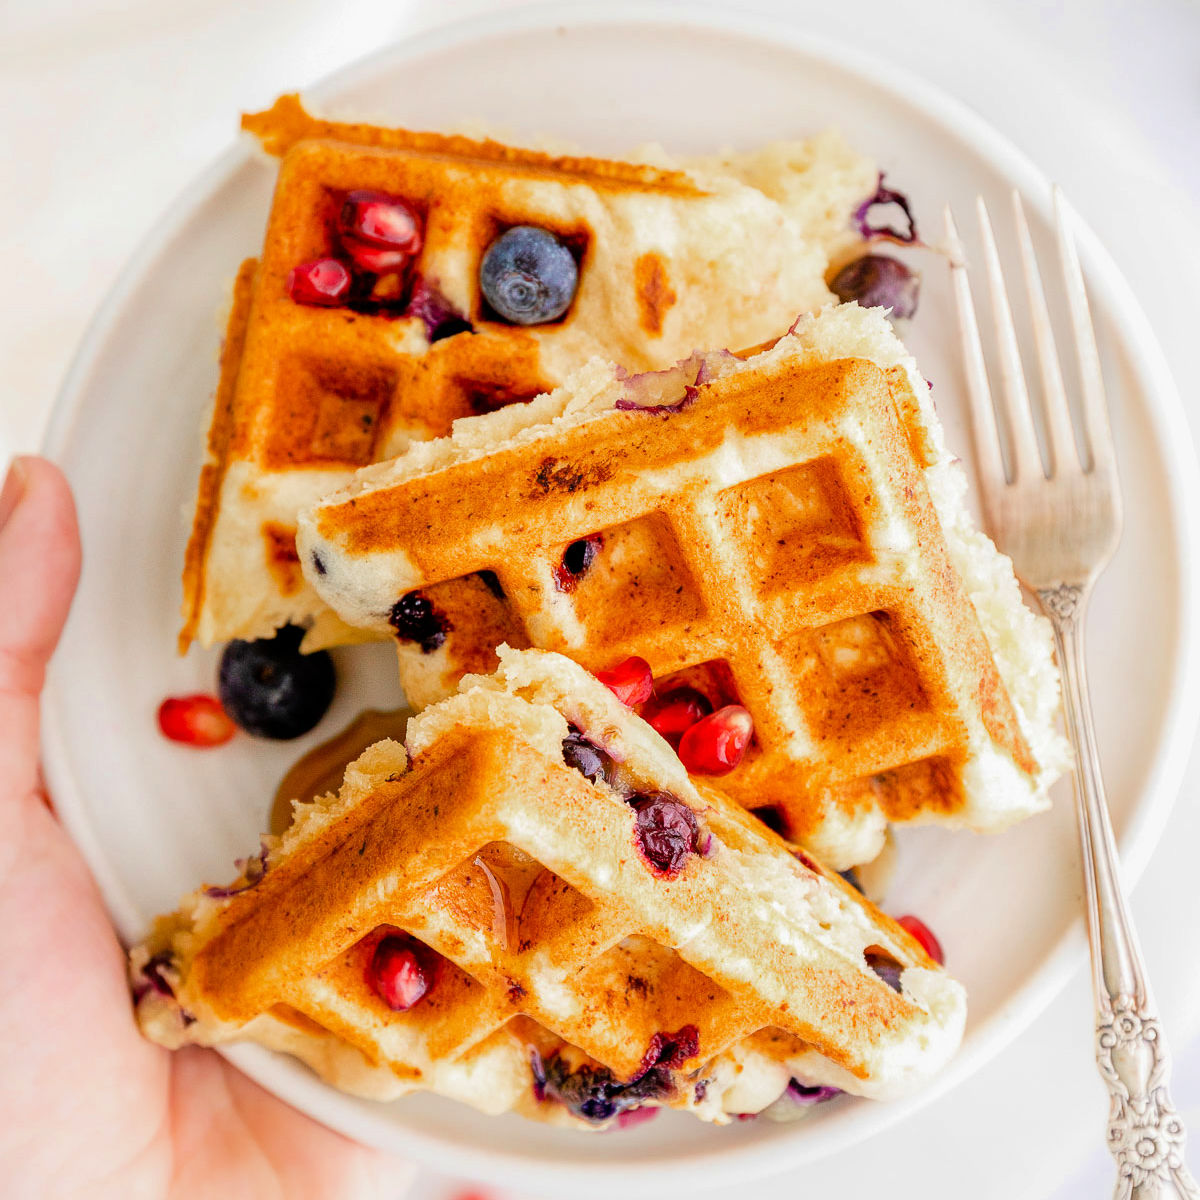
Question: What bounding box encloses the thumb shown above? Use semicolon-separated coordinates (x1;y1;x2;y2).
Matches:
0;456;82;803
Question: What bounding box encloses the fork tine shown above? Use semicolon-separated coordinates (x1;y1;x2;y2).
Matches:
1054;187;1116;475
1012;190;1080;477
976;196;1045;482
944;205;1006;492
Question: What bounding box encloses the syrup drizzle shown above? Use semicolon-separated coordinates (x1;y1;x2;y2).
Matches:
474;855;514;953
270;707;410;834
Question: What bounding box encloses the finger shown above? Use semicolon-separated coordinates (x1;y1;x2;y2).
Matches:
0;456;82;804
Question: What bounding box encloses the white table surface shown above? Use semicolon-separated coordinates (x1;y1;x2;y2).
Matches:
5;1;1200;1197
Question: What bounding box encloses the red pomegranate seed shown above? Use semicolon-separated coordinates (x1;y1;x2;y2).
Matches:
340;190;422;254
157;694;236;748
287;257;351;306
896;915;944;965
616;1107;660;1130
677;705;752;775
595;656;654;707
639;686;712;746
341;235;411;275
368;936;429;1011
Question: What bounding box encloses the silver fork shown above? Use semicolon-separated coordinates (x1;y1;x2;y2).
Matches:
946;191;1198;1200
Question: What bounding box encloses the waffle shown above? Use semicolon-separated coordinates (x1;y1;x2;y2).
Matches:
130;648;965;1128
180;95;876;652
298;305;1067;869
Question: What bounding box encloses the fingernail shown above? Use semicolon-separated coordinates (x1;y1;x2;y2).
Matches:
0;457;30;532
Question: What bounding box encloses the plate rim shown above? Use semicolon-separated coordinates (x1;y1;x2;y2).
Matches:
39;0;1200;1190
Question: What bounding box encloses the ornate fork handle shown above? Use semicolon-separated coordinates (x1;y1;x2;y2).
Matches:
1040;582;1198;1199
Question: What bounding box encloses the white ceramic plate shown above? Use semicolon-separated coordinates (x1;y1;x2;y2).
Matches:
41;3;1200;1193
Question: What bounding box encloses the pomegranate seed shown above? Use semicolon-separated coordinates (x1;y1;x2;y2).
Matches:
616;1107;660;1130
157;694;236;748
896;914;944;965
340;235;411;275
340;190;422;254
677;705;752;775
287;257;351;306
368;936;430;1011
595;656;653;707
639;686;712;746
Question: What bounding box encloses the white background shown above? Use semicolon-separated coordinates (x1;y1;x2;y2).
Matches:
4;1;1200;1197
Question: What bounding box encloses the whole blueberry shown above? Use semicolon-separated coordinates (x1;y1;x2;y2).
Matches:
830;254;920;319
218;625;335;739
480;226;579;325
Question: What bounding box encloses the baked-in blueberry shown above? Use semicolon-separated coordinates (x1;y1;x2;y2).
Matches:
562;729;613;785
865;951;904;993
628;791;699;876
388;590;449;653
552;535;601;593
480;226;578;325
541;1053;675;1124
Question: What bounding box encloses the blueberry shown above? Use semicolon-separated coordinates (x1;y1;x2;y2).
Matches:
628;792;699;876
830;254;920;318
787;1080;842;1105
865;951;904;993
137;951;178;999
388;590;449;653
480;226;578;325
838;868;864;893
562;729;613;785
218;625;335;739
552;535;601;593
541;1055;674;1125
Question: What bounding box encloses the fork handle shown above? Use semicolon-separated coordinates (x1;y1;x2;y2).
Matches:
1040;582;1197;1199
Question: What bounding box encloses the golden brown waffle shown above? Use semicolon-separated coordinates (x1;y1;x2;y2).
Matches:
298;307;1066;869
130;649;965;1128
180;95;876;651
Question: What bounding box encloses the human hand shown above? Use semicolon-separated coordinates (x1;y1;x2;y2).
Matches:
0;457;412;1200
